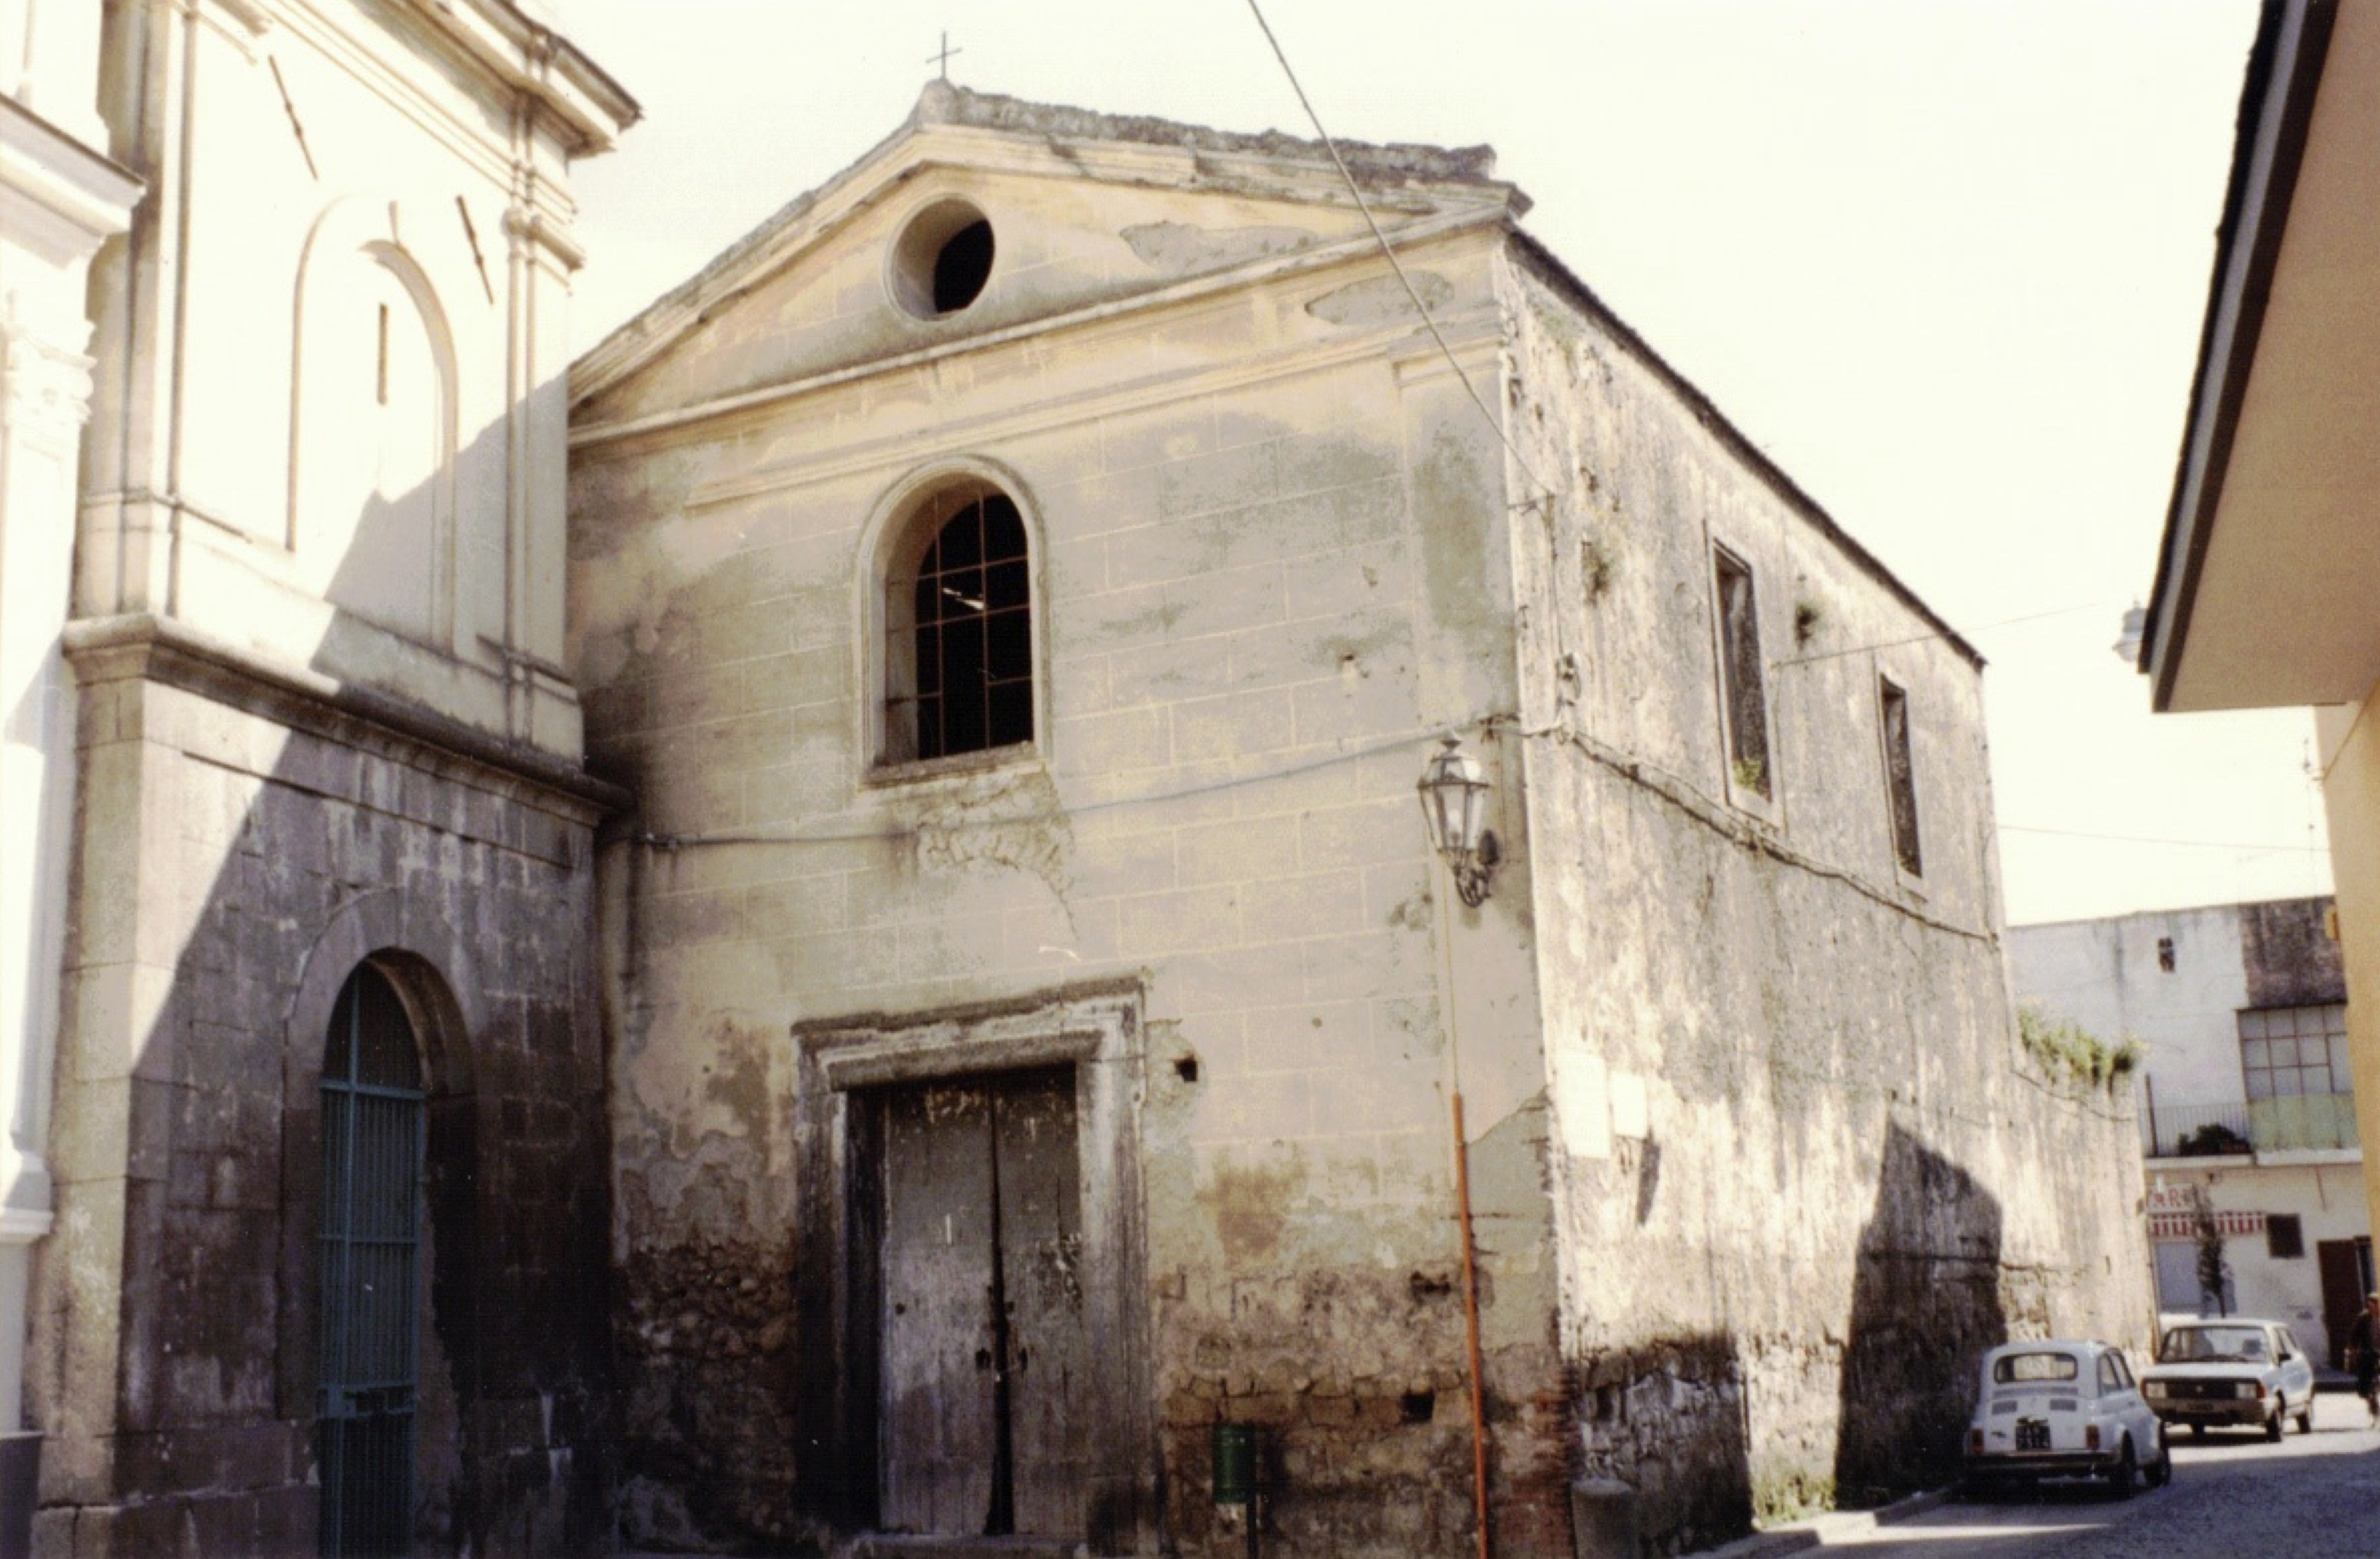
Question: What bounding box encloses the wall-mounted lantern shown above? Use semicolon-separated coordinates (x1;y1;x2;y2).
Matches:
1417;735;1499;907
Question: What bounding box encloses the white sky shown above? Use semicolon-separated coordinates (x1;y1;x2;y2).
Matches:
557;0;2331;928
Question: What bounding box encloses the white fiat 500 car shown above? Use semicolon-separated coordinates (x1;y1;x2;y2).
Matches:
1962;1340;2170;1498
2140;1318;2317;1439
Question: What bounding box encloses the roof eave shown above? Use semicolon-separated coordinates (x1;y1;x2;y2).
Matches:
2141;0;2333;712
1504;224;1984;672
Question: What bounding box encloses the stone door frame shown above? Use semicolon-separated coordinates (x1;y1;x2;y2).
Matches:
791;980;1155;1554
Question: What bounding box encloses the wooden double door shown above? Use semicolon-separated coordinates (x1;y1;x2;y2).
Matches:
870;1067;1091;1539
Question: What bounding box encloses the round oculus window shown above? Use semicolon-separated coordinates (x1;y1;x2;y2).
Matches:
891;198;996;319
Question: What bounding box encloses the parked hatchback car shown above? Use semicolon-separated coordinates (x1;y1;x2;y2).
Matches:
1962;1340;2170;1498
2140;1318;2317;1440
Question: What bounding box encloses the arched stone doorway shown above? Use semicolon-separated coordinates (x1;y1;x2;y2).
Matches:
316;962;426;1558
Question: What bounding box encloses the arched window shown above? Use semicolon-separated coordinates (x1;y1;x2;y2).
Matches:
884;483;1034;764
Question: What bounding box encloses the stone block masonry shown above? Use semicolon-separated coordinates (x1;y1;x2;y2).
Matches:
30;623;619;1557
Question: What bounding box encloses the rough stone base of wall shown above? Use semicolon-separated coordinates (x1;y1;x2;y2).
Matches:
1574;1336;1750;1557
1156;1318;1572;1556
614;1238;802;1549
31;1486;313;1558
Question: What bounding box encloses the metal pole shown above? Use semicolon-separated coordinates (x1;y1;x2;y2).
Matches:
1452;1091;1491;1559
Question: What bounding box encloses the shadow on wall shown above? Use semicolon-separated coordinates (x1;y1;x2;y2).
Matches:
30;322;619;1554
1833;1121;2007;1505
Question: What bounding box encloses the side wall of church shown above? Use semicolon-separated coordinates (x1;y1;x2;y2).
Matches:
31;648;612;1558
572;219;1569;1557
1499;255;2153;1549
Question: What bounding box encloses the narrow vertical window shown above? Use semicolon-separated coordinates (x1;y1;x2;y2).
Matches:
885;486;1033;764
1712;547;1771;798
1879;678;1921;875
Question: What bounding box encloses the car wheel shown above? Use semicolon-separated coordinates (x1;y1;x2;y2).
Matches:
2189;1422;2206;1439
2267;1399;2286;1442
2105;1437;2137;1501
2296;1401;2315;1434
2145;1432;2173;1489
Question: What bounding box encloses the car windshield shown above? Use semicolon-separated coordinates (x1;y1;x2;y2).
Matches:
1991;1352;2079;1384
2159;1326;2268;1363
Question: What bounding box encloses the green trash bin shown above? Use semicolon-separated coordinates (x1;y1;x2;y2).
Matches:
1211;1421;1256;1506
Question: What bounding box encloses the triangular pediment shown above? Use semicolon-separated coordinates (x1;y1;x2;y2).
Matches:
571;84;1525;425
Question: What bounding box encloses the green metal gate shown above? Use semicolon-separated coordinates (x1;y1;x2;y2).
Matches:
317;965;424;1558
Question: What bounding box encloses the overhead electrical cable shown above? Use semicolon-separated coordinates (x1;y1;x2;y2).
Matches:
1999;824;2325;855
1240;0;1557;511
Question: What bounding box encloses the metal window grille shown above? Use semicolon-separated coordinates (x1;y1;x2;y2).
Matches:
317;966;424;1559
886;491;1032;762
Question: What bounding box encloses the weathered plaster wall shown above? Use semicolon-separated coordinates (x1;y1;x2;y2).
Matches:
32;645;613;1556
1500;254;2152;1546
573;219;1569;1556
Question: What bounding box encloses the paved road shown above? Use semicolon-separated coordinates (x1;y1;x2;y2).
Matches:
1810;1393;2380;1558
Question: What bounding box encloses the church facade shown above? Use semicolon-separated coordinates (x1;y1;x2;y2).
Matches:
568;85;2152;1558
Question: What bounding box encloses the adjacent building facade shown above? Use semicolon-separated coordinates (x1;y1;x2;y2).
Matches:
569;84;2151;1559
2141;0;2380;1260
19;0;635;1552
2010;898;2371;1364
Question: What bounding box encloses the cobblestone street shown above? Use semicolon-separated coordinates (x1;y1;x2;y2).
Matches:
1784;1393;2380;1558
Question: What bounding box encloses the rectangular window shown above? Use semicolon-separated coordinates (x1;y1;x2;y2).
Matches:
1712;547;1771;798
2266;1214;2305;1260
2240;1003;2351;1100
1878;678;1921;876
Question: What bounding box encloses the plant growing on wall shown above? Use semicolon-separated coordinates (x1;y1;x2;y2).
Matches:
2015;1004;2142;1095
2176;1121;2250;1157
1580;535;1614;600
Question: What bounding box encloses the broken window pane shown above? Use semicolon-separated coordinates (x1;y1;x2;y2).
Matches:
888;488;1034;763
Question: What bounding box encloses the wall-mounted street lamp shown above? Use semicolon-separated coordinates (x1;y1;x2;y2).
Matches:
1417;735;1499;907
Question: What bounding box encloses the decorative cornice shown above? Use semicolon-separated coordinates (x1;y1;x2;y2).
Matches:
0;97;144;266
504;202;585;272
0;1209;53;1245
61;612;629;821
384;0;639;156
